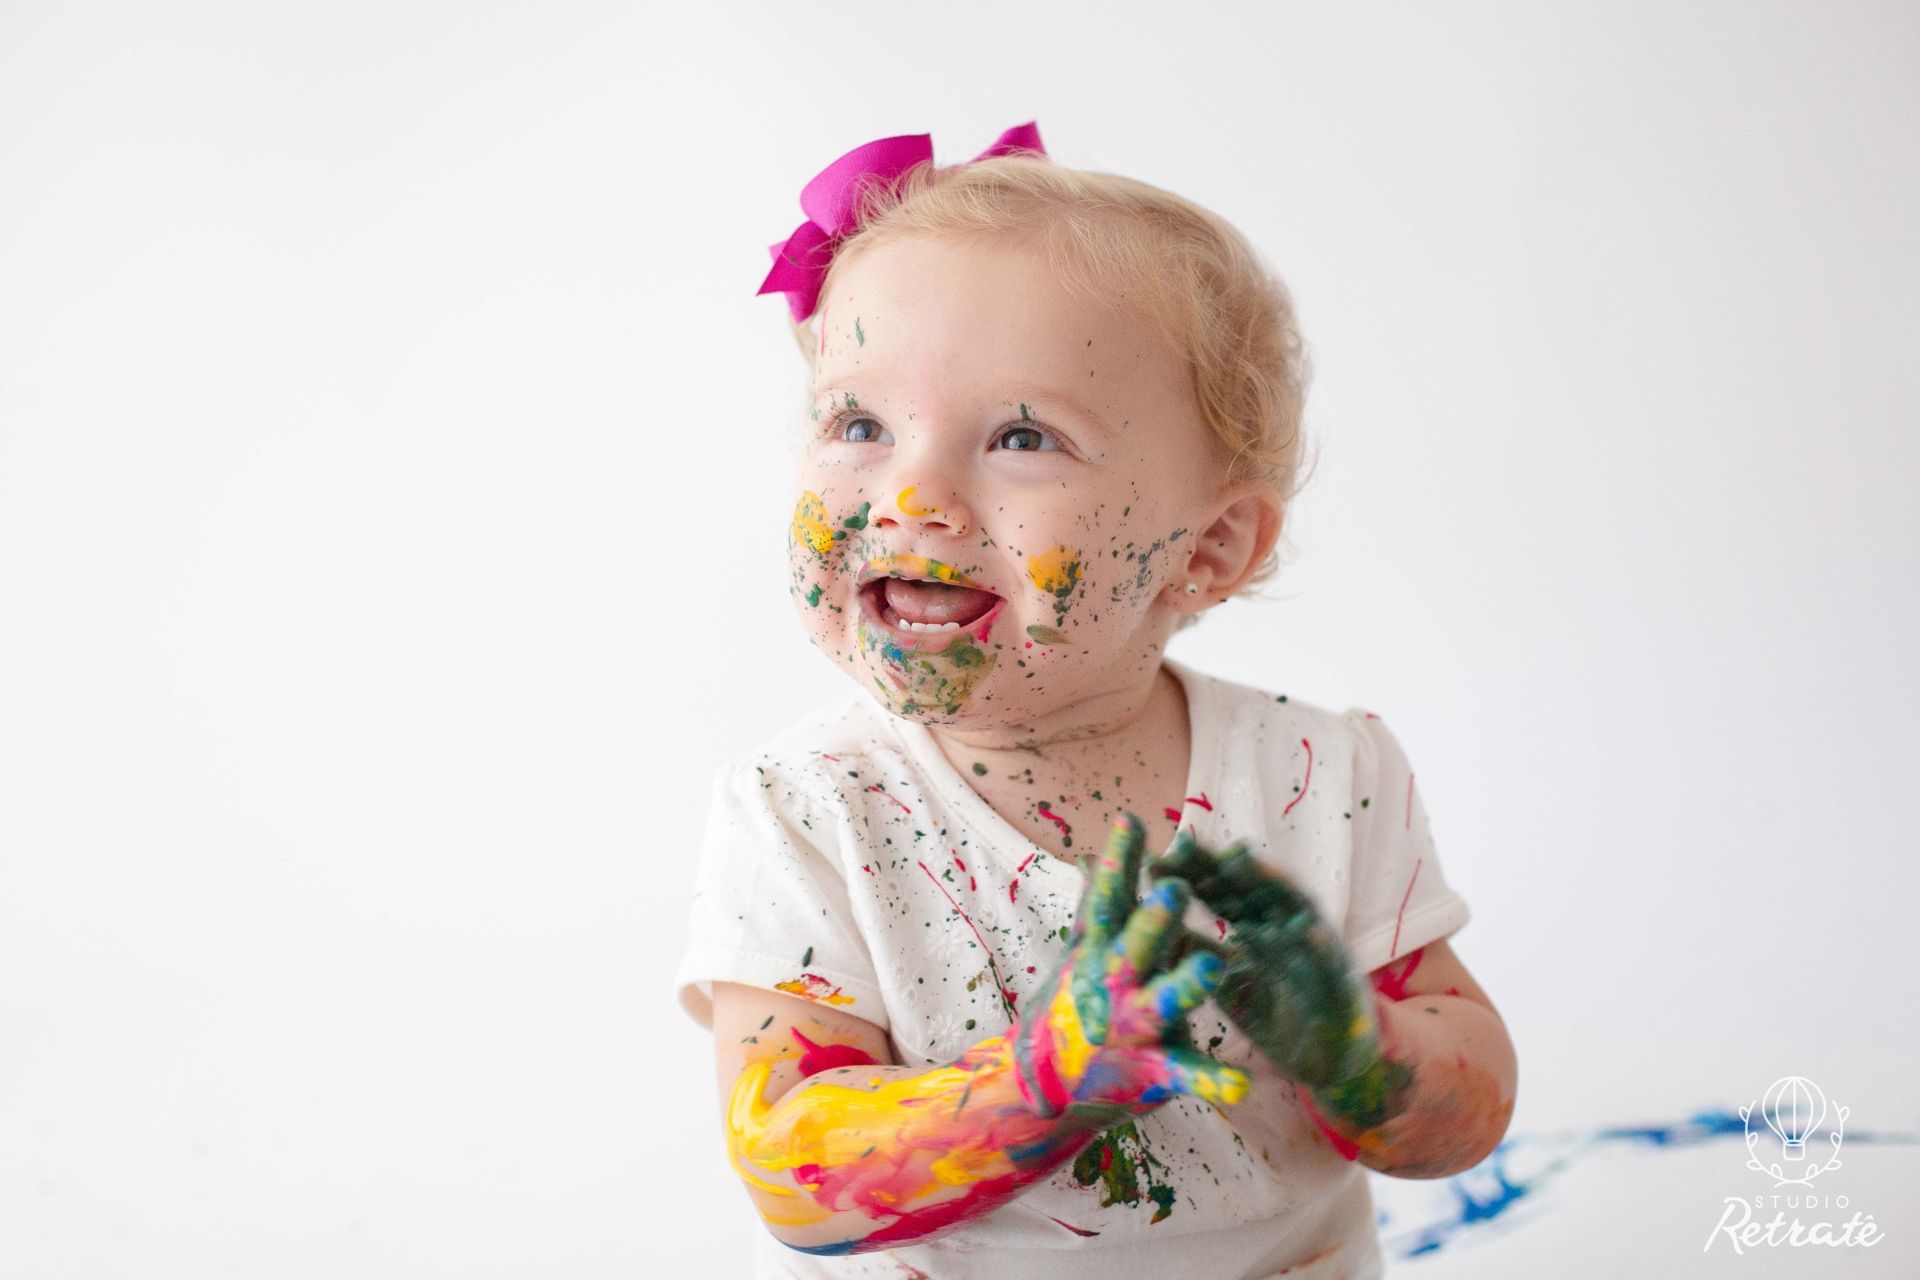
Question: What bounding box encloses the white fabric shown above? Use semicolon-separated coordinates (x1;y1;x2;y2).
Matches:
674;657;1471;1280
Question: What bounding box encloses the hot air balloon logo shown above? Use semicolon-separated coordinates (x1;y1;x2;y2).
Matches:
1738;1074;1848;1187
1760;1076;1824;1160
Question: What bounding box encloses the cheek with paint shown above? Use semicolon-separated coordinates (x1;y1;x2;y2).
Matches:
1014;516;1188;658
787;487;877;633
1022;545;1083;645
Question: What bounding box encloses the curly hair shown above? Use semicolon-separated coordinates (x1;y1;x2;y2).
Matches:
785;152;1317;614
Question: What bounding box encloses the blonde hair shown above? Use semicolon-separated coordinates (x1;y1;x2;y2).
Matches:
787;152;1317;613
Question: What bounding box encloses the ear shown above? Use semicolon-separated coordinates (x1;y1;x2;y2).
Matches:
1163;485;1283;611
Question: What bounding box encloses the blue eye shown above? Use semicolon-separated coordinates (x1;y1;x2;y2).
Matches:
993;423;1062;452
834;415;894;445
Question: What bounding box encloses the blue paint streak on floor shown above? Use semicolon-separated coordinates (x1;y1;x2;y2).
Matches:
1375;1108;1918;1262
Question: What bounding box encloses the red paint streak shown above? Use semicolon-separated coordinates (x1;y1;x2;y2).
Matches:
1405;773;1414;829
1015;853;1037;873
916;860;1017;1014
1215;918;1228;941
1045;1214;1101;1238
1185;792;1213;811
1163;807;1182;822
952;854;967;872
1296;1090;1361;1161
1363;711;1380;720
861;864;875;876
1035;801;1071;838
820;753;841;763
860;1171;1030;1246
1446;986;1461;996
1388;858;1424;956
1281;737;1313;817
1008;879;1019;904
1098;1144;1113;1171
868;783;911;815
791;1028;881;1077
1371;946;1425;1001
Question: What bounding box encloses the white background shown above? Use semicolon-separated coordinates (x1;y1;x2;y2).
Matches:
3;2;1916;1276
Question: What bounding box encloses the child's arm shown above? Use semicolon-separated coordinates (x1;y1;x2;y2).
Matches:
1150;834;1516;1180
709;814;1251;1256
1314;938;1516;1177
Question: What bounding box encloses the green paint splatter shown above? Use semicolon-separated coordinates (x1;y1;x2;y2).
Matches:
971;762;988;776
805;583;823;607
855;317;865;346
1070;1121;1178;1222
1025;624;1068;645
1019;402;1031;420
800;945;813;966
842;502;870;530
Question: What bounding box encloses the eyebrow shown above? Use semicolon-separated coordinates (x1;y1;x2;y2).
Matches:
810;382;1117;436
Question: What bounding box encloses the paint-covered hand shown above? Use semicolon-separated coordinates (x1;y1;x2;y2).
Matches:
1008;813;1251;1123
1149;830;1412;1132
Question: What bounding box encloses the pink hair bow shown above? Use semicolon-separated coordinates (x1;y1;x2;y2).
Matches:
756;121;1048;324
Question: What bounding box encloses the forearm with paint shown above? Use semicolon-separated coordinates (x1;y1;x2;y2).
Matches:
726;814;1249;1255
725;1018;1107;1255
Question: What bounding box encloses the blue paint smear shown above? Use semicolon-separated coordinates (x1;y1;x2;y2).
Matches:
1375;1107;1919;1262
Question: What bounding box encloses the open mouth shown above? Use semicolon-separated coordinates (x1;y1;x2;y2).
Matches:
857;557;1007;646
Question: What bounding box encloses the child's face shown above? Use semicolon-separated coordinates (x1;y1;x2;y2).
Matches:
789;233;1226;732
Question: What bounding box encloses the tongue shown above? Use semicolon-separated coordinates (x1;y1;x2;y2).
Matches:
883;578;998;626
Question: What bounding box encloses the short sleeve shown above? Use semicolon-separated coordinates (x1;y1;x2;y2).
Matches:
671;760;890;1033
1339;709;1471;974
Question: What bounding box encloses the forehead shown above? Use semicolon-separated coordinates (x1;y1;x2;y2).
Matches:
813;234;1187;410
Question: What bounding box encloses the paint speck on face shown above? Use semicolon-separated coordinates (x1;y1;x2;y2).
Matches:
791;491;836;556
856;617;1001;720
855;316;865;346
806;583;823;607
1025;546;1085;626
971;761;988;776
1026;546;1081;595
842;501;871;530
897;485;937;518
1026;624;1068;645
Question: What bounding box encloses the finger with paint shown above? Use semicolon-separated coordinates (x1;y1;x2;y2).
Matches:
1009;812;1251;1120
1149;829;1412;1132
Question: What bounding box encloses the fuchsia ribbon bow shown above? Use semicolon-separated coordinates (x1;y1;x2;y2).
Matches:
756;121;1048;324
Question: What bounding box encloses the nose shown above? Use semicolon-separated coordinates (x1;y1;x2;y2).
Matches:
874;481;973;539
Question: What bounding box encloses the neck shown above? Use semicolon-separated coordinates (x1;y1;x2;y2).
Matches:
927;649;1177;758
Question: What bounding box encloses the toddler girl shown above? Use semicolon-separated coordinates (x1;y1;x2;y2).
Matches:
673;121;1517;1279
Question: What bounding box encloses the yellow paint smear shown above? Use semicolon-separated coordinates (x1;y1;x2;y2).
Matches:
1026;545;1083;596
896;485;938;517
791;491;836;555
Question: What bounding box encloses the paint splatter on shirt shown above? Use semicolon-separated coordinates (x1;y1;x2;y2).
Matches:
674;657;1470;1278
